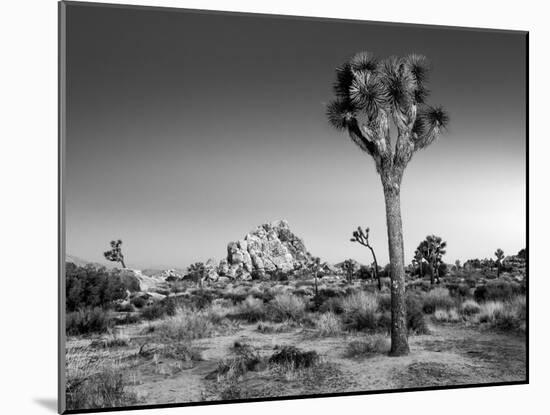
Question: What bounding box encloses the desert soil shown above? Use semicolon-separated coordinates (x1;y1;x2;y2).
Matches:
83;319;526;405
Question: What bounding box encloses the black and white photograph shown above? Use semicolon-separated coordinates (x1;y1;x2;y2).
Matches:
58;1;527;413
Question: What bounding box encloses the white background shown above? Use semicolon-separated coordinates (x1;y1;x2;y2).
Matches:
0;0;545;413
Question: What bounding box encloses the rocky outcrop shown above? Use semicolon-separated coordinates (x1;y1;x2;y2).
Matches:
119;269;170;295
219;220;311;280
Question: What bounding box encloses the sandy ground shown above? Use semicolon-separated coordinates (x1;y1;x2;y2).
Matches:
91;320;527;405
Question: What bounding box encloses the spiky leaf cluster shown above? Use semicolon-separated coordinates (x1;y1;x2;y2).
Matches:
416;235;447;265
327;51;449;162
104;239;124;263
350;225;372;247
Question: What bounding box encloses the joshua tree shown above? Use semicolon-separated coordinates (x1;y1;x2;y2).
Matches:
413;248;424;277
307;256;323;296
326;52;449;355
350;226;381;290
494;248;505;277
417;235;447;285
104;239;126;268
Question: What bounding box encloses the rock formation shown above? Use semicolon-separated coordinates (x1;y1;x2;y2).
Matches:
209;219;311;281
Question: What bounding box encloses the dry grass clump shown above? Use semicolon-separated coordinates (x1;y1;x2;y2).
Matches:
341;291;379;331
269;346;321;372
269;293;306;322
231;296;267;322
155;308;215;341
90;332;131;349
433;307;461;323
66;308;112;336
313;312;342;337
344;335;390;358
477;296;526;332
460;299;481;316
66;347;136;410
422;287;455;314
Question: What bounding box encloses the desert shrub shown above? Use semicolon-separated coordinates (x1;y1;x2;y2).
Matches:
223;291;249;305
318;296;345;314
187;289;215;310
433;307;461;323
422;287;454;313
141;302;167;321
216;344;262;380
474;281;521;303
447;283;471;299
344;335;390;358
66;348;136;410
341;291;379;331
229;296;267;322
406;293;429;334
130;296;147;308
116;313;141;326
66;264;137;312
460;299;481;315
90;333;130;349
161;342;203;362
269;346;319;370
115;302;135;313
269;293;306;322
378;293;391;312
478;296;526;332
314;312;342;337
155;308;214;340
66;308;112;336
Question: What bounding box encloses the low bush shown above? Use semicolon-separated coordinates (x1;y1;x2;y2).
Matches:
269;293;306;322
433;307;461;323
141;302;167;321
474;281;522;303
66;348;136;410
406;293;429;334
422;288;455;314
230;296;267;322
460;299;481;315
317;296;344;314
66;308;112;336
130;296;147;308
478;296;526;332
269;346;319;370
447;283;471;299
155;308;215;340
344;335;390;358
341;291;379;331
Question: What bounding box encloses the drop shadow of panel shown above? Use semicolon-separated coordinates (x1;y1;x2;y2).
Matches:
34;398;57;413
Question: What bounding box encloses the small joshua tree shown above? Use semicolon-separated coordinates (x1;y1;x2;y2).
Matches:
494;249;505;277
454;259;461;271
417;235;447;285
350;226;381;290
326;51;449;355
103;239;126;268
307;256;323;297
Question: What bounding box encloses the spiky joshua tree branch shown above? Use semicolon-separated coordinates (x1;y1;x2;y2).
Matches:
350;226;381;290
326;51;449;356
104;239;126;268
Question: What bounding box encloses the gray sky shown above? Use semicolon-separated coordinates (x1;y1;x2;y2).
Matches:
65;4;526;269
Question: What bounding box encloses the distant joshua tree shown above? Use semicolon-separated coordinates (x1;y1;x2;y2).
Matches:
417;235;447;285
413;248;424;277
307;256;323;297
327;51;449;355
495;249;505;277
103;239;126;268
350;226;381;290
455;259;461;271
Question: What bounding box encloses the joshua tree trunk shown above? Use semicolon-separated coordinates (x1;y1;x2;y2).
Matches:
120;259;126;268
369;247;381;290
383;180;410;356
